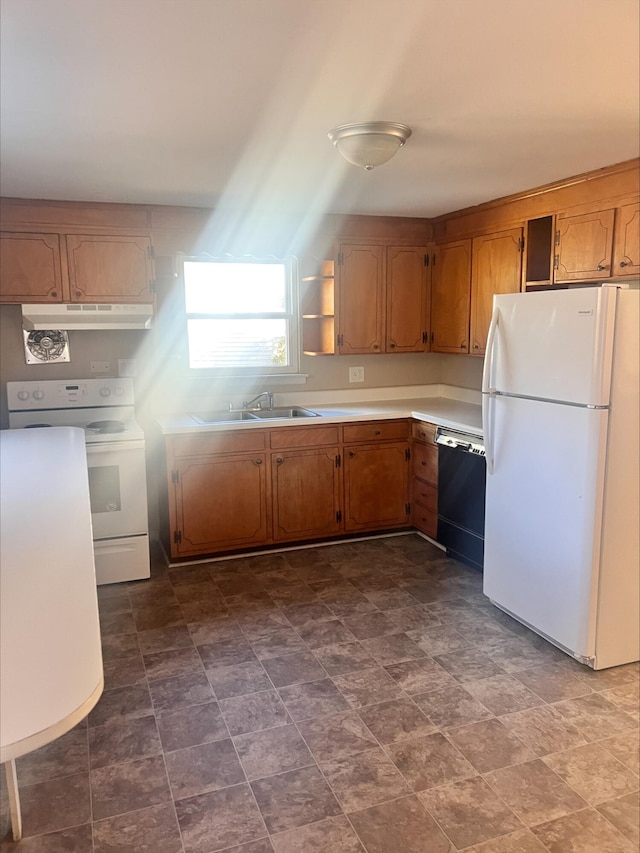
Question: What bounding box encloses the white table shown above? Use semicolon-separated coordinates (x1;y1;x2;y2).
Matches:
0;427;103;841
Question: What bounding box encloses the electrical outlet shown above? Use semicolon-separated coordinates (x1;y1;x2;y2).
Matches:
90;361;110;374
118;358;138;377
349;366;365;383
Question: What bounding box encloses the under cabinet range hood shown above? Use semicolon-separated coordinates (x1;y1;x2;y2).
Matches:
21;303;153;331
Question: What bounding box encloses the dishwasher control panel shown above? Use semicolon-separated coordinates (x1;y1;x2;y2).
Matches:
435;427;485;456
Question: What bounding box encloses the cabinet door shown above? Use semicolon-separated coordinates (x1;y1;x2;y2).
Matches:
386;246;430;352
272;447;342;542
66;234;154;302
172;453;268;556
554;209;615;282
0;232;65;303
337;243;385;354
431;240;471;353
613;202;640;277
470;228;523;355
344;441;410;532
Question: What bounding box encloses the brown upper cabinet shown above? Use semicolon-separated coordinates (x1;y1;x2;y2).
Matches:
612;201;640;277
431;240;472;353
0;231;155;304
336;243;431;354
554;209;615;282
66;235;155;303
0;232;64;302
470;227;523;355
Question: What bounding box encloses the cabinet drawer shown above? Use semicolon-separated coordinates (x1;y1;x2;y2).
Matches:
413;442;438;486
343;420;409;444
413;480;437;513
270;425;339;449
171;430;267;458
412;420;437;444
413;507;437;539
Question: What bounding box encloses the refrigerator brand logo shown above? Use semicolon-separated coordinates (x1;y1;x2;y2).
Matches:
577;309;594;316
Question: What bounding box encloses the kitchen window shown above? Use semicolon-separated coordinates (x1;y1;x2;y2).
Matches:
182;258;300;375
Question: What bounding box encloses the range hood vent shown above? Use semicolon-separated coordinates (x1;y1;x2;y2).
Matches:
21;303;153;330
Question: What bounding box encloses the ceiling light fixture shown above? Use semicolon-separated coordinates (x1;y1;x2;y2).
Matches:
328;121;412;170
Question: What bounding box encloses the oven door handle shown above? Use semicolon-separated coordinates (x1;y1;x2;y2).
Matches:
86;440;146;455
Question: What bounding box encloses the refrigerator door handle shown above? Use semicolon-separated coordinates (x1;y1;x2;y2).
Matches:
482;305;500;394
483;390;496;475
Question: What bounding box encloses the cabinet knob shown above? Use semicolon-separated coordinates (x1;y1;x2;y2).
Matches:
253;458;263;466
460;342;466;349
597;264;609;271
75;290;82;298
275;456;284;465
620;261;631;267
373;343;380;350
389;341;396;348
472;343;479;350
348;450;355;458
374;429;381;436
50;291;57;298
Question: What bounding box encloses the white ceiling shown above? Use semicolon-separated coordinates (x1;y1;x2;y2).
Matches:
1;0;638;219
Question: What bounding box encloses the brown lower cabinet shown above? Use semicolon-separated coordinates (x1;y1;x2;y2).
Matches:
163;419;414;560
411;420;439;539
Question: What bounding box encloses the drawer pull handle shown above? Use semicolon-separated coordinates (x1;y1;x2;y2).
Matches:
374;429;381;436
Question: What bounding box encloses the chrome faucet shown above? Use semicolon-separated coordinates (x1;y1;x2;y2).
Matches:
242;391;274;411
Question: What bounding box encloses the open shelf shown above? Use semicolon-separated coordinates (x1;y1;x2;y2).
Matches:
300;258;335;356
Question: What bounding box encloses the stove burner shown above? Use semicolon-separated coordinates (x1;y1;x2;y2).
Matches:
24;423;52;428
86;420;126;434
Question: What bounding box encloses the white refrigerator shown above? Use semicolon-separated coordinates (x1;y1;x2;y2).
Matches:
482;282;639;670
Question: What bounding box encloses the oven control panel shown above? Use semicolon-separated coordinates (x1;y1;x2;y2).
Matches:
7;378;135;410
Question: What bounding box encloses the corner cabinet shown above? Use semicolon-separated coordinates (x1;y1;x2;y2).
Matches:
431;240;472;353
0;231;155;304
335;243;431;354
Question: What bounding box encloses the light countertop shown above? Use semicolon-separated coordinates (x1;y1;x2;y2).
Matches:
157;391;482;437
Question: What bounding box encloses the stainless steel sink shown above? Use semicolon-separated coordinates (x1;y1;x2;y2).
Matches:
251;407;319;419
191;411;259;424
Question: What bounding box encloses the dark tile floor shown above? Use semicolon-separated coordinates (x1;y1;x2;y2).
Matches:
2;534;639;852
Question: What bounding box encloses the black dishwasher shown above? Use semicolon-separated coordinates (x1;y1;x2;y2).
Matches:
436;427;486;572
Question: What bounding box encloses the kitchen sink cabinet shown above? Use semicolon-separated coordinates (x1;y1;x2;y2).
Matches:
430;240;472;353
0;232;65;302
411;420;438;539
0;230;155;304
171;452;270;556
271;446;342;542
343;420;411;532
165;431;270;557
469;227;523;355
336;243;431;354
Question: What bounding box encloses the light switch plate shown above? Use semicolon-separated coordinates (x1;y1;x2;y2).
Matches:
90;361;110;373
349;366;365;383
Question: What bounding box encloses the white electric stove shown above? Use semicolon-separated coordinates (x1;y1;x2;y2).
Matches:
7;378;150;584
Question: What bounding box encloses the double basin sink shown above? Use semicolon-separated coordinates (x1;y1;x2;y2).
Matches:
191;407;318;425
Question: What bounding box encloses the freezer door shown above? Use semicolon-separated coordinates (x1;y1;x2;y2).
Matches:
486;287;616;405
483;395;608;659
